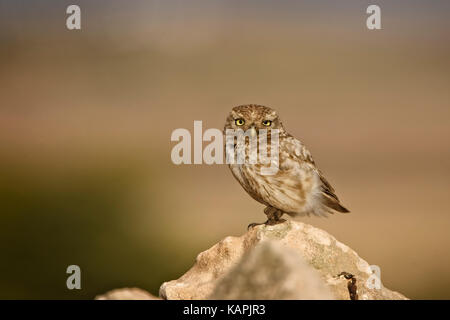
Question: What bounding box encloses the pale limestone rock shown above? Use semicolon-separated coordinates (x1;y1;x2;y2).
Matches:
95;287;159;300
211;241;334;299
159;220;407;300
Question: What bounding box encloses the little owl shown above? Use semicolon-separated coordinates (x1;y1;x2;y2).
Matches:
224;104;349;228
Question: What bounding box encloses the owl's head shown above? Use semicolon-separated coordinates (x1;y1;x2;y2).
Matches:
224;104;285;133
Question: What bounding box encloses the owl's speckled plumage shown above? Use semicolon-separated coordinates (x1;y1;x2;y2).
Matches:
224;104;349;226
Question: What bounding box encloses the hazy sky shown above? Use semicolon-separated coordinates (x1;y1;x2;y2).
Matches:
1;0;449;33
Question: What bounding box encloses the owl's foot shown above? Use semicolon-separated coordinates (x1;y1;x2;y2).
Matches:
247;218;286;230
264;206;285;221
265;217;286;226
247;207;286;229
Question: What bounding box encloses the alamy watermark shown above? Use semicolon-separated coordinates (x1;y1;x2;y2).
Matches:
366;5;381;30
66;265;81;290
170;121;280;175
66;5;81;30
365;265;382;290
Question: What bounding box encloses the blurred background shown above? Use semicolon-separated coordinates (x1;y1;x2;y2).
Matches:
0;0;449;299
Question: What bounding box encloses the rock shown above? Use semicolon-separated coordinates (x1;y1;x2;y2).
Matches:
95;287;159;300
210;241;334;299
159;220;407;300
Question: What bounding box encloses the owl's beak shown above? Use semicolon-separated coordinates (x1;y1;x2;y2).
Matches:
250;126;257;138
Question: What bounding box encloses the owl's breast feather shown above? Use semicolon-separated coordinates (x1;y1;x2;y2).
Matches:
229;162;318;214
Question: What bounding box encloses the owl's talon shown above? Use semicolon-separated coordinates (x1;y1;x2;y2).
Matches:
247;218;286;230
265;218;286;226
247;222;265;230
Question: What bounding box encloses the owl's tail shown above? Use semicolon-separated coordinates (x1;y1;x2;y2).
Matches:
304;174;350;217
288;172;350;218
288;191;350;218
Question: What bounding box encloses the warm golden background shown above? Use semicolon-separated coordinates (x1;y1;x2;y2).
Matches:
1;0;449;299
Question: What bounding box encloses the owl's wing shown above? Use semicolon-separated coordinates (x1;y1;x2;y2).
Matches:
282;135;349;214
280;135;316;167
317;172;349;213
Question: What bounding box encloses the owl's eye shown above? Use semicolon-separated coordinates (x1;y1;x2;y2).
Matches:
262;120;272;126
235;119;245;126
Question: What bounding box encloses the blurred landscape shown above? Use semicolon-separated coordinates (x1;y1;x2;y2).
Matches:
0;0;449;299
